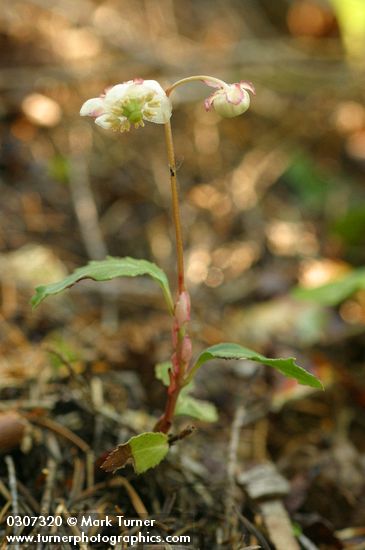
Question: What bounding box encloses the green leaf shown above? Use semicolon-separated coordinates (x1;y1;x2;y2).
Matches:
101;432;169;474
189;343;323;389
175;394;218;422
155;362;218;422
31;256;174;313
155;362;172;386
130;432;169;474
293;268;365;306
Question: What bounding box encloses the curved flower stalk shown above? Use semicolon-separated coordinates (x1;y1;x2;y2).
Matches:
165;75;256;119
80;79;172;132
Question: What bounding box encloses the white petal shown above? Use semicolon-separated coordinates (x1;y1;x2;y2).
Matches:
213;91;250;118
125;82;149;101
239;81;256;95
144;96;172;124
142;79;166;97
204;93;215;111
80;98;105;117
94;114;114;129
104;83;131;105
225;85;244;105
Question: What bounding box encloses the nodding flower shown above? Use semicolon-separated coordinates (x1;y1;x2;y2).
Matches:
204;79;255;118
80;79;172;132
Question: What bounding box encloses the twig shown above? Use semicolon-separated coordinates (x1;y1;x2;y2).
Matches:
73;477;148;517
39;457;57;515
68;456;85;505
36;456;57;550
86;450;95;490
236;509;271;550
59;502;89;550
224;405;246;546
260;500;301;550
0;501;11;524
168;425;196;445
0;400;54;411
90;377;104;450
0;480;11;501
253;418;269;461
5;456;20;550
16;481;40;514
27;414;90;453
238;463;299;549
5;456;19;516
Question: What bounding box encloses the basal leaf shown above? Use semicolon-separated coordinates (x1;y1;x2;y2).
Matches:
101;432;169;474
293;268;365;306
130;432;169;474
188;343;323;389
175;394;218;422
31;256;173;312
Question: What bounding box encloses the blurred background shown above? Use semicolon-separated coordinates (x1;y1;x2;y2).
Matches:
1;0;365;547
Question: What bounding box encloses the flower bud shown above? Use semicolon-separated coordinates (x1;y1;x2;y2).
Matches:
204;81;255;119
181;335;193;364
171;352;179;374
174;291;191;328
171;320;179;348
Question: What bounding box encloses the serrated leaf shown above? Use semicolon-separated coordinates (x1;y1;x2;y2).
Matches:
188;343;323;389
293;268;365;306
31;256;173;312
101;432;169;474
130;432;169;474
175;394;218;422
101;442;134;474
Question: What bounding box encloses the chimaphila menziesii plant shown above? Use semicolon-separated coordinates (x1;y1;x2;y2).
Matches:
32;75;323;475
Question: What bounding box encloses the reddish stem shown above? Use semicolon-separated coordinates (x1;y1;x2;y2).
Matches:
154;389;180;433
154;114;191;434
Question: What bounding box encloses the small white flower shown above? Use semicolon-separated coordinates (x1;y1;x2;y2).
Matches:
204;80;255;118
80;79;172;132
